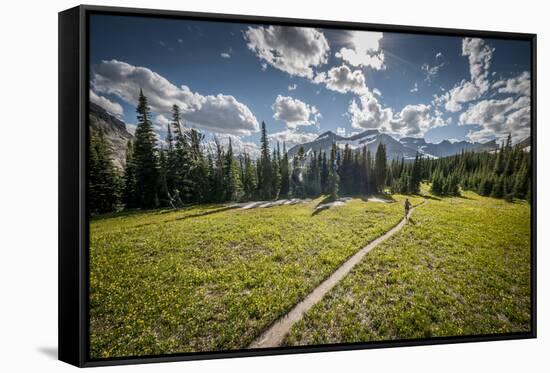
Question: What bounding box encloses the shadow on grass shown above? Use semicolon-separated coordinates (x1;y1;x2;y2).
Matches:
311;205;329;217
311;196;335;216
420;194;441;201
311;195;347;216
355;194;396;203
173;205;236;221
130;205;237;229
90;207;162;221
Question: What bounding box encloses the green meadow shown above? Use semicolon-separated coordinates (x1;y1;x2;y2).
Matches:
89;190;530;358
90;195;422;358
284;191;531;345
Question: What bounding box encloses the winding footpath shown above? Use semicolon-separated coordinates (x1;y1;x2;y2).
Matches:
249;200;426;349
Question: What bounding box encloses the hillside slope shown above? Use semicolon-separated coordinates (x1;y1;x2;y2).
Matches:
89;102;133;169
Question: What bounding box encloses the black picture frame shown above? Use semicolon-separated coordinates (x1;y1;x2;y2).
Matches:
59;4;537;367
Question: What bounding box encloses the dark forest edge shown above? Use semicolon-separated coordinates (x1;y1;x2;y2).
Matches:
89;90;532;215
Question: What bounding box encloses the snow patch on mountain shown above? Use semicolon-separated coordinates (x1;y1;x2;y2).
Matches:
287;129;499;161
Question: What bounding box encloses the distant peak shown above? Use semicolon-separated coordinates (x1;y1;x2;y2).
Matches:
360;129;379;135
400;136;426;143
347;129;379;140
316;130;336;139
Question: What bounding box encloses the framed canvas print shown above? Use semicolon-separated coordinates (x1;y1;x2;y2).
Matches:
58;5;536;367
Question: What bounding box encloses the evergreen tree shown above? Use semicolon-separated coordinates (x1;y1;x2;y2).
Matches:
272;145;282;198
409;152;422;194
513;162;529;199
89;129;120;213
223;138;243;201
258;121;274;199
304;151;321;197
133;89;159;208
242;152;258;200
359;147;368;195
385;165;394;192
446;173;460;196
157;147;170;206
430;168;443;196
328;145;340;200
205;153;216;203
478;176;493;196
491;175;505;198
172;104;192;202
493;144;505;176
366;149;374;194
279;142;290;197
165;122;177;194
188;128;209;202
320;151;329;195
122;139;137;208
503;133;515;178
211;138;226;202
374;143;387;193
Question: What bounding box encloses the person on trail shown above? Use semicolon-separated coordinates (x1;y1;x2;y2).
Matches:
404;198;411;221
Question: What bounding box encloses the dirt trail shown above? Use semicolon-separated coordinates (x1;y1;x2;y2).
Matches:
249;200;426;349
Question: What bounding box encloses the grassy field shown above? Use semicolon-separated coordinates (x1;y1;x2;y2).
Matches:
284;191;531;346
89;195;422;358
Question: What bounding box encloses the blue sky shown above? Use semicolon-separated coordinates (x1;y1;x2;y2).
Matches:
89;14;531;155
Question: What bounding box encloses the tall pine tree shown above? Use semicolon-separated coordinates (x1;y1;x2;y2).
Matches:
223;138;243;201
279;142;290;198
258;121;274;199
133;89;159;208
374;143;387;193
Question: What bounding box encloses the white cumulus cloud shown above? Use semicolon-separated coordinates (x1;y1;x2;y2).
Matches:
92;59;259;136
272;95;320;129
494;71;531;96
459;96;530;143
89;89;124;117
389;104;446;137
268;129;318;148
244;25;330;78
443;80;482;112
463;37;494;92
437;38;495;113
314;64;368;95
348;91;393;130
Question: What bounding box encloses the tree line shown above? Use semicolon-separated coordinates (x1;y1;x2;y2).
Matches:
89;90;531;214
427;134;531;201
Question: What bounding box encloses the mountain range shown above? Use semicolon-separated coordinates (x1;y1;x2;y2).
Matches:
89;102;134;169
90;102;523;168
287;129;500;161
